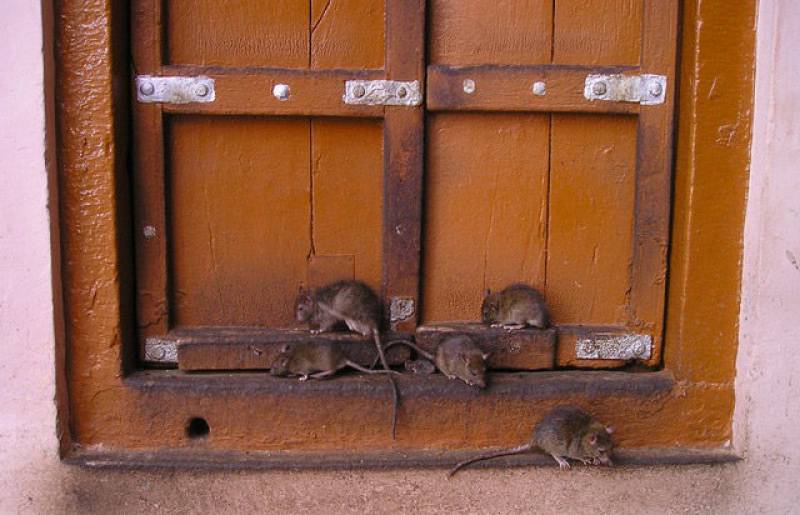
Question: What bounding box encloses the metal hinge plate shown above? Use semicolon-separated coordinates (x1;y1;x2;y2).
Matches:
584;74;667;105
144;336;178;364
136;75;216;104
343;80;422;106
575;333;653;360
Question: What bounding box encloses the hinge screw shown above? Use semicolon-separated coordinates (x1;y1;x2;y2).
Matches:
592;81;607;96
396;86;408;99
142;225;157;239
194;83;210;97
273;83;290;101
648;82;663;97
139;81;155;96
532;81;546;96
353;84;366;98
463;79;476;94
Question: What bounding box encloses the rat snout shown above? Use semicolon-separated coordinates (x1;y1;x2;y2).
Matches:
597;454;613;466
470;378;487;388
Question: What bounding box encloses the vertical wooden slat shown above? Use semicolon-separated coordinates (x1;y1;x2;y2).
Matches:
308;2;385;294
311;119;384;292
423;114;549;323
168;117;311;328
429;0;553;66
132;0;168;353
382;0;425;331
166;1;309;67
547;115;638;326
310;0;385;69
552;0;643;65
630;0;679;364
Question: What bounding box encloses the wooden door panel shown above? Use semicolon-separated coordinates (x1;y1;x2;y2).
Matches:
311;119;384;293
553;0;643;65
423;0;678;368
546;114;638;325
134;0;426;361
429;0;553;65
311;0;385;69
168;116;311;327
166;1;310;67
422;113;549;323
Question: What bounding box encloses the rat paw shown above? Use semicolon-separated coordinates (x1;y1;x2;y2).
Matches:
553;455;571;470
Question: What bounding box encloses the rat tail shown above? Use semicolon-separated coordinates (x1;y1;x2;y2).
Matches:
448;443;533;478
370;339;434;369
372;329;400;440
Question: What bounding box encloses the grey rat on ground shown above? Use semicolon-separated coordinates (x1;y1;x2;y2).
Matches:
448;405;615;476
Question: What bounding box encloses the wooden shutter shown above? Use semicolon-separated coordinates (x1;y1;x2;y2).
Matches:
132;0;423;368
423;0;678;368
131;1;677;371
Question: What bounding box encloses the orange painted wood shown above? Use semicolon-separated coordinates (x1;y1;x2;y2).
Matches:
175;328;411;371
422;113;549;323
429;0;552;66
132;0;169;353
553;0;643;65
307;255;355;288
381;0;426;331
629;0;679;366
311;0;385;69
426;64;641;114
546;115;638;326
415;324;556;371
166;0;309;68
159;67;384;118
311;119;384;293
168;116;310;328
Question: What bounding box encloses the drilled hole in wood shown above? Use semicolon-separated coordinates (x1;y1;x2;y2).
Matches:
186;417;210;439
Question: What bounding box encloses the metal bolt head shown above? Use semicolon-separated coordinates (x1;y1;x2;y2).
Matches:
142;225;157;239
592;81;607;96
396;86;408;99
648;81;663;97
273;83;290;101
633;341;646;358
463;79;476;94
532;81;546;96
353;84;366;98
139;81;155;96
193;83;210;97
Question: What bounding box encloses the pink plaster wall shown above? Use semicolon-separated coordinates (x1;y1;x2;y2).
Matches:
0;0;60;489
0;1;798;513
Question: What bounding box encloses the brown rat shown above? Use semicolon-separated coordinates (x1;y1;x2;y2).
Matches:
448;405;615;476
270;341;400;380
380;335;490;388
481;283;549;330
295;280;393;374
270;341;400;437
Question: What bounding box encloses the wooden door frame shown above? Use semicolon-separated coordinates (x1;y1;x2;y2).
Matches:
51;0;755;466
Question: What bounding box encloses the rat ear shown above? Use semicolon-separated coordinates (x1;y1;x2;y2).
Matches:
605;426;615;435
280;344;290;352
484;288;492;297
